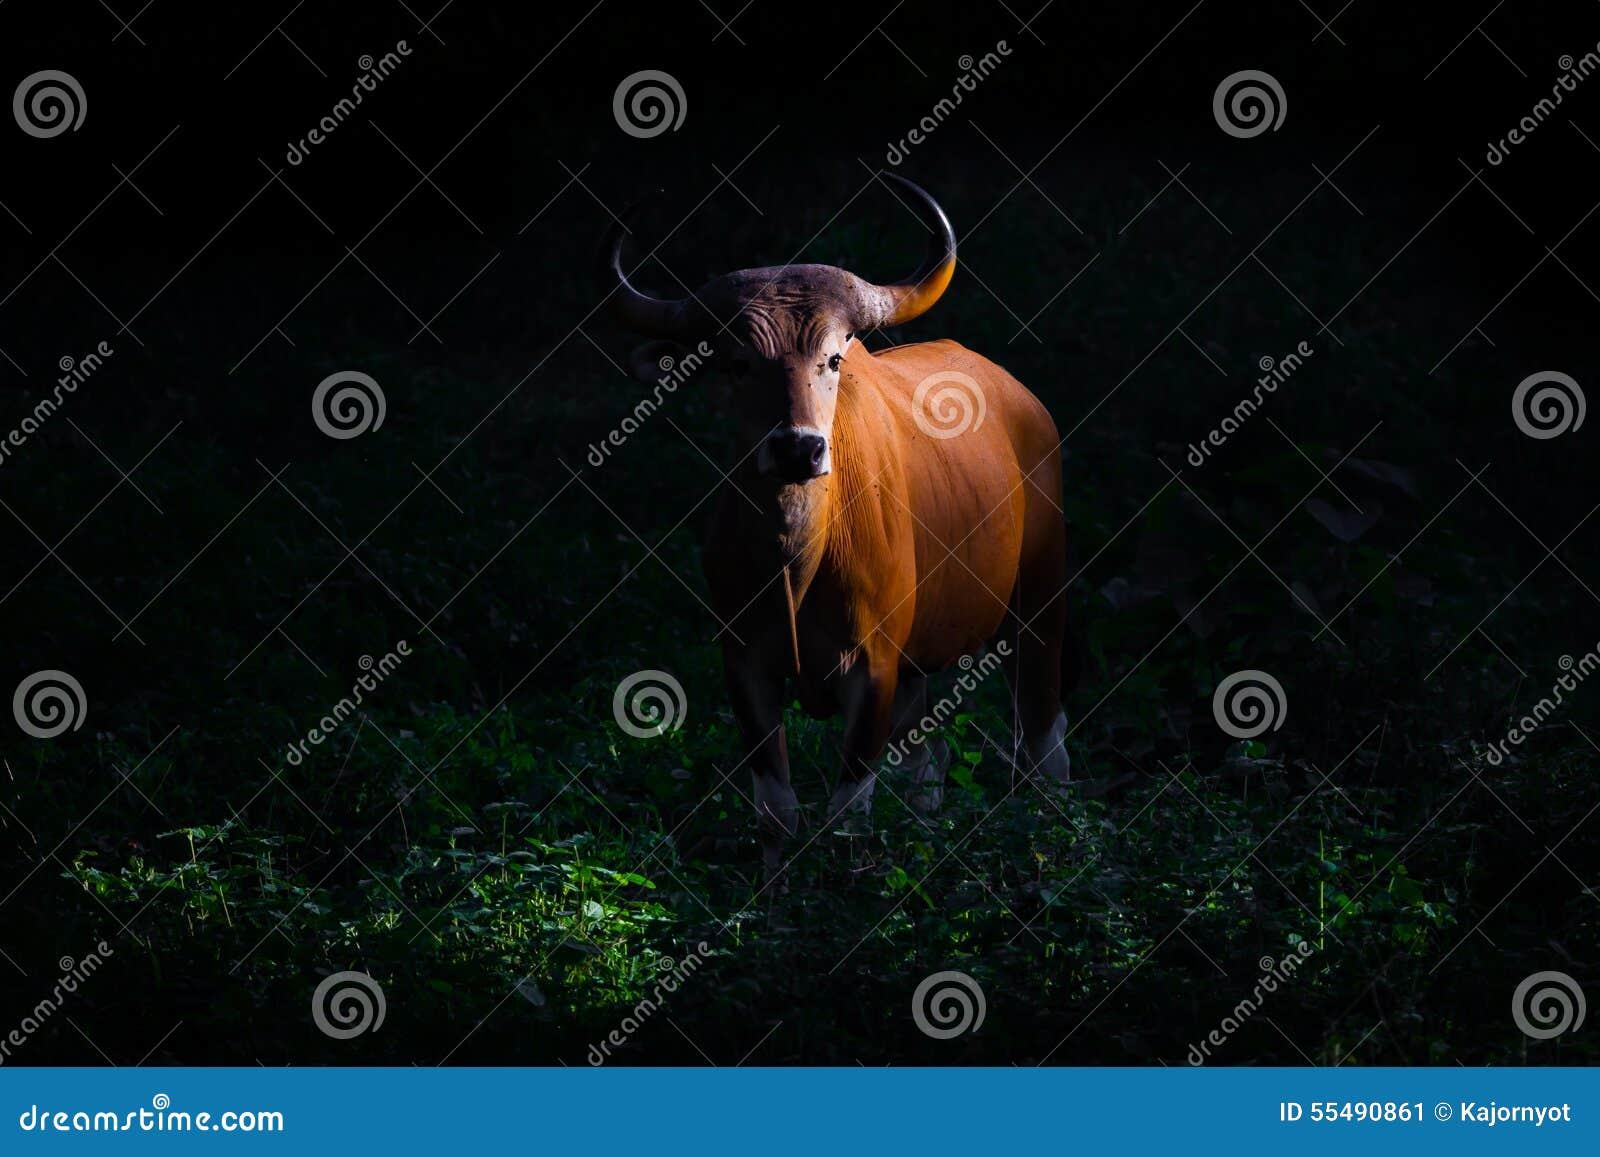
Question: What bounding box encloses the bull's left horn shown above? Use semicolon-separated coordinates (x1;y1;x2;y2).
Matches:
605;195;694;337
855;173;957;330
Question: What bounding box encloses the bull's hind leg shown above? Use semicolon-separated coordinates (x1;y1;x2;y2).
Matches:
825;652;898;831
1000;603;1071;786
1000;513;1072;788
881;675;952;813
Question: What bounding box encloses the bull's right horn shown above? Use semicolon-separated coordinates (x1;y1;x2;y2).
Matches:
605;195;694;337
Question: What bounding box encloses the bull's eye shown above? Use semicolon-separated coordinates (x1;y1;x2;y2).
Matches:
827;353;842;373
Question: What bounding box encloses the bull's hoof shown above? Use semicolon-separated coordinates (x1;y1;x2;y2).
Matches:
825;772;876;829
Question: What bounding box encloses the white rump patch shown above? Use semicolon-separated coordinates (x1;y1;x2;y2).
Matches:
1025;711;1072;785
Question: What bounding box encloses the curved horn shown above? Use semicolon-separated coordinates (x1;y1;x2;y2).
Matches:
856;173;957;329
605;195;693;337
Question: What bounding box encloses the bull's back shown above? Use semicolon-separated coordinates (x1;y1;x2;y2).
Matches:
862;340;1059;670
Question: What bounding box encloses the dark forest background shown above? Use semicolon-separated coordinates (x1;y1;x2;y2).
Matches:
0;0;1595;1065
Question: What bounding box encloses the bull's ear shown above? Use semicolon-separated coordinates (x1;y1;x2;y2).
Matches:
626;340;689;384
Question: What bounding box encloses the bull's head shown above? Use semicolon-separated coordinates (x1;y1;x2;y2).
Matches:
606;174;956;484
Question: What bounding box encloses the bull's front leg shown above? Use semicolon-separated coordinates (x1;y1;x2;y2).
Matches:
825;652;898;832
722;640;798;882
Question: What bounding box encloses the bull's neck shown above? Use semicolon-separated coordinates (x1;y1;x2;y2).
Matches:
772;476;836;571
736;378;874;600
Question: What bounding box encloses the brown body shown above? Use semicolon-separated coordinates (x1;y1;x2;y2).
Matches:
608;176;1071;878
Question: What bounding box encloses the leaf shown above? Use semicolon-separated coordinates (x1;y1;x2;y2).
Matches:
1344;457;1418;498
1100;576;1164;610
1393;567;1433;605
1288;580;1323;616
1389;875;1425;905
1305;499;1380;542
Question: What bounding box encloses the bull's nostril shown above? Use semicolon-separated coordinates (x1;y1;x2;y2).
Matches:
767;430;827;479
